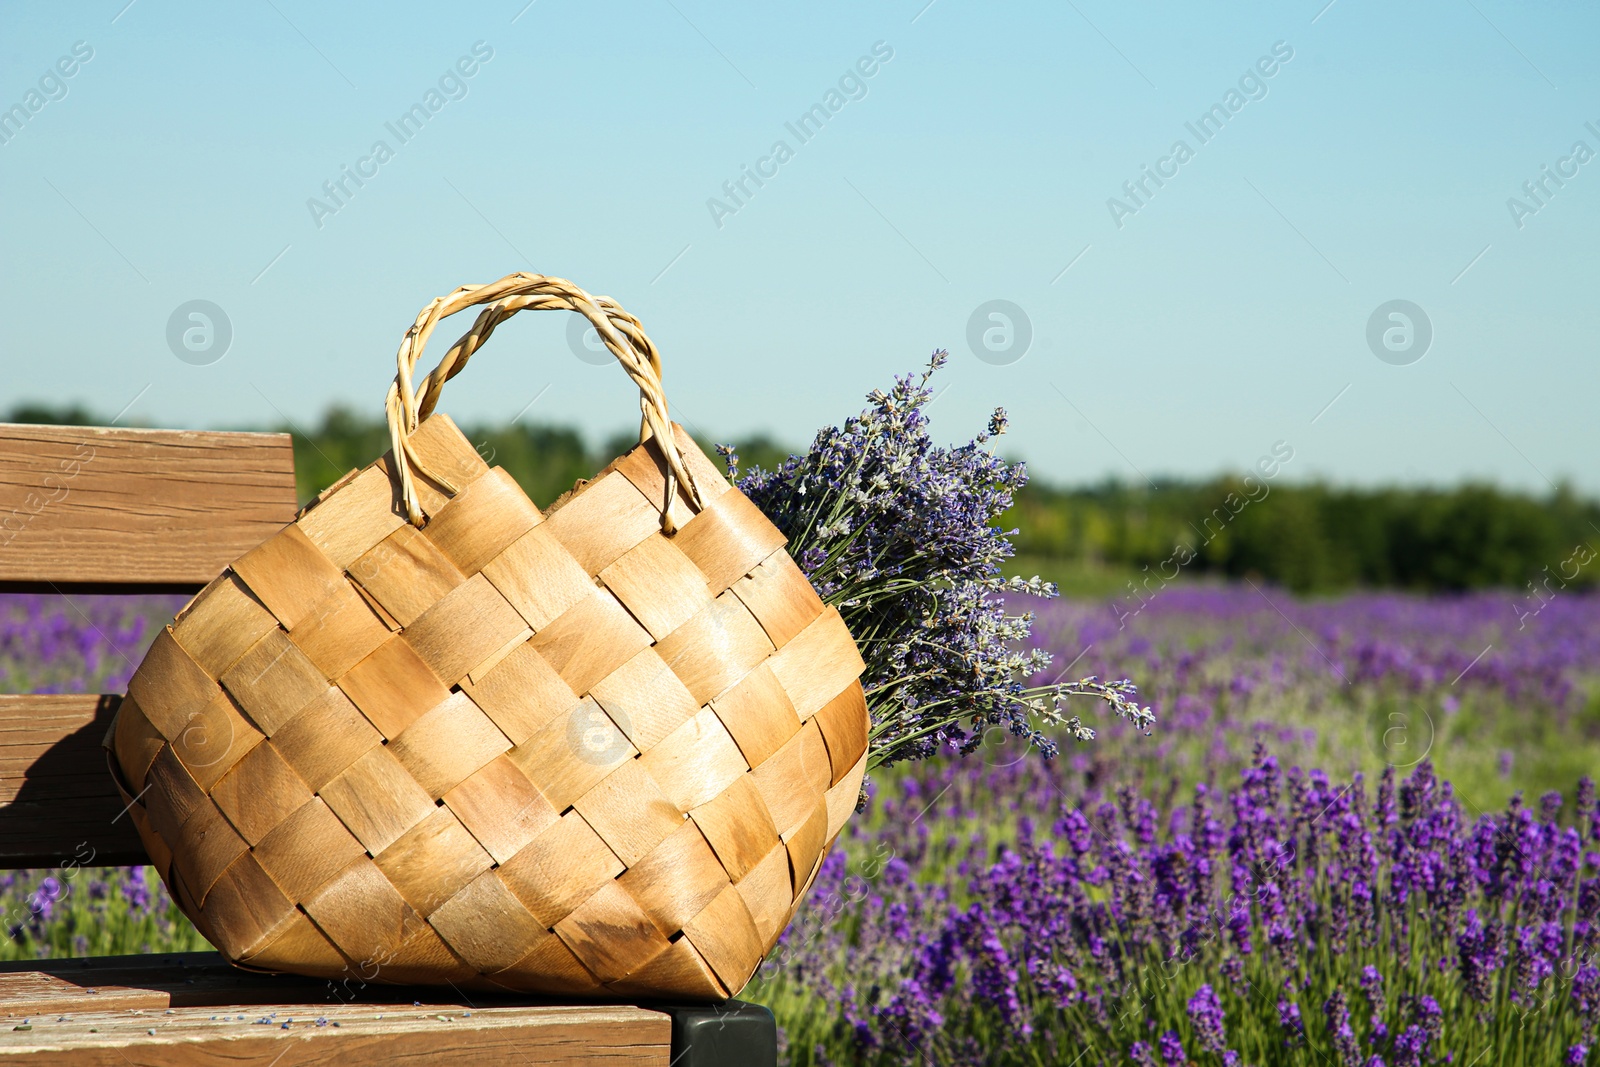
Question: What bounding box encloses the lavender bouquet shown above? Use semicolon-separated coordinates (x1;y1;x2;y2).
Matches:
722;352;1153;773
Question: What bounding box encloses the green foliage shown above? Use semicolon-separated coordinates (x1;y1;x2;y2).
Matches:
280;408;604;507
1008;478;1600;594
3;403;97;426
0;868;209;961
8;400;1597;593
285;405;395;501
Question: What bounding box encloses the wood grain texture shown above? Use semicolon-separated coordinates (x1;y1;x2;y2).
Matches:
287;583;391;680
637;709;748;813
553;882;672;984
606;937;727;1001
0;695;145;868
269;688;382;794
0;424;298;588
586;649;698;754
525;593;653;697
167;694;264;793
401;575;529;688
456;643;577;748
421;467;543;576
681;884;764;994
170;575;278;679
440;755;559;865
351;524;466;628
373;807;495;918
317;747;434;856
296;464;407;570
336;638;451;740
508;701;636;813
651;594;774;707
710;663;802;771
489;932;605;996
209;743;312;845
191;852;296;960
497;815;623;928
218;630;326;736
388;693;511;800
251;798;366;904
428;870;546;974
615;821;728;938
299;856;421;967
0;953;670;1065
689;776;780;883
734;845;793;949
572;759;686;867
241;910;350;979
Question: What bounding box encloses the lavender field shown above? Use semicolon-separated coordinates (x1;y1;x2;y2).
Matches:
0;593;206;960
755;587;1600;1065
4;587;1599;1065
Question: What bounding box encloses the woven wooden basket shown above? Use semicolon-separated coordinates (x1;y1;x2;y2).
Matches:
105;274;868;999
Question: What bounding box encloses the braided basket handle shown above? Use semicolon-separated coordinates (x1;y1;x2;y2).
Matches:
386;273;706;534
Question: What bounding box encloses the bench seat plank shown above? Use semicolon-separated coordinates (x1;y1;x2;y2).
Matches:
0;696;144;868
0;953;671;1065
0;1005;670;1065
0;424;299;589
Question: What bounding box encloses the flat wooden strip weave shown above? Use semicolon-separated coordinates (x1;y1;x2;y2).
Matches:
0;952;671;1066
112;414;868;999
0;424;298;588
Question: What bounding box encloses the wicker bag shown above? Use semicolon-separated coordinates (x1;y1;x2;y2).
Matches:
105;274;869;999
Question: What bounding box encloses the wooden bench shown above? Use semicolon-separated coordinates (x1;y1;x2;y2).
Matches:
0;422;777;1065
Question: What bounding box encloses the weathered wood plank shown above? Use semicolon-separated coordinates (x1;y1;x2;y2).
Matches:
0;695;146;868
0;1007;670;1066
0;953;672;1065
0;950;529;1012
0;424;298;588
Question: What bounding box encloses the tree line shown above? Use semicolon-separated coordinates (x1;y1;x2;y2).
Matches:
8;403;1594;594
1008;476;1600;594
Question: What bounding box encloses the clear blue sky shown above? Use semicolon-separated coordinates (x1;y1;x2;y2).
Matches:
2;0;1595;492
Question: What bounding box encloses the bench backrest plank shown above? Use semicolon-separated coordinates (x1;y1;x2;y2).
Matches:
0;424;299;589
1;422;302;868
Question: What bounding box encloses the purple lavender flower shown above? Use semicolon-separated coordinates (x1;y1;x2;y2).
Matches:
1279;999;1306;1047
27;877;62;923
733;354;1153;771
1187;984;1226;1052
1325;989;1362;1067
1359;965;1384;1004
1392;1025;1429;1067
1156;1029;1185;1065
120;868;151;913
